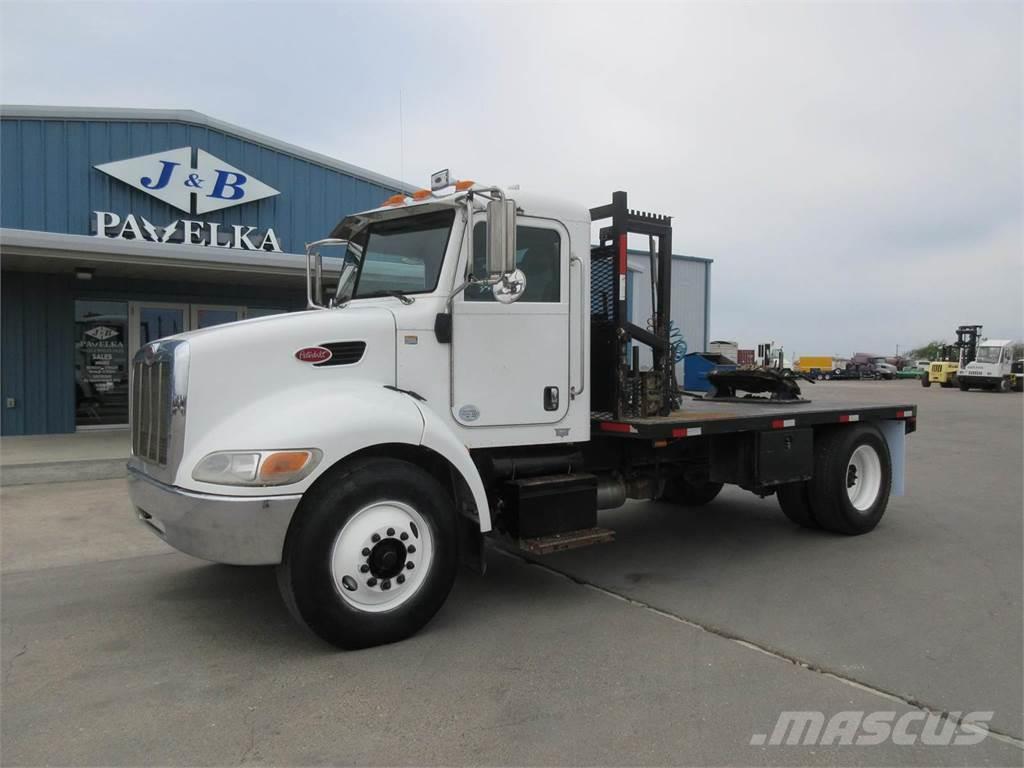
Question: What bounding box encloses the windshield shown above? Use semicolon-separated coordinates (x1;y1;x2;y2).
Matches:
975;346;1002;364
337;209;455;302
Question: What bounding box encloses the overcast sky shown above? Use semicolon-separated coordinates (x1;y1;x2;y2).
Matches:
2;1;1021;357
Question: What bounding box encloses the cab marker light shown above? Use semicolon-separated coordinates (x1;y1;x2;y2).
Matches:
671;427;702;438
771;418;796;429
454;179;475;191
411;189;432;200
839;414;860;423
381;193;407;207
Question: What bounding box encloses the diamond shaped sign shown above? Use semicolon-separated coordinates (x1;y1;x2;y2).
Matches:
95;147;279;215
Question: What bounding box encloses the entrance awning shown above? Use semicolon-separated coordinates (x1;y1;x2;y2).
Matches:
0;228;343;288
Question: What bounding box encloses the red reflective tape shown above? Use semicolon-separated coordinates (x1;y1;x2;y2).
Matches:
618;233;628;275
839;414;860;423
600;421;637;434
898;409;913;418
671;427;703;438
772;418;796;429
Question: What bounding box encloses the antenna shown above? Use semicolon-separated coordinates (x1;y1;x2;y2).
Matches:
399;87;405;184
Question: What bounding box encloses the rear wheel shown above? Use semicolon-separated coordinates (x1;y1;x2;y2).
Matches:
662;475;724;506
920;374;931;387
277;457;457;649
959;379;970;391
808;426;891;535
777;482;819;529
997;378;1011;393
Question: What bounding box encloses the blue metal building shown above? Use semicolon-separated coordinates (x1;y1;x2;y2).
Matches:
1;106;410;435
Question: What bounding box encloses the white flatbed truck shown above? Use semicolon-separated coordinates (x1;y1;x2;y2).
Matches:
128;179;917;649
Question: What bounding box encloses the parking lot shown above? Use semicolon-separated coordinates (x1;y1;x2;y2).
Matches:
2;380;1022;766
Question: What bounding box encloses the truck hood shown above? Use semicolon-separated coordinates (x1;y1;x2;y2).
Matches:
175;307;398;449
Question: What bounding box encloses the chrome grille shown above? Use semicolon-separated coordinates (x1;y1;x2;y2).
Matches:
132;358;172;465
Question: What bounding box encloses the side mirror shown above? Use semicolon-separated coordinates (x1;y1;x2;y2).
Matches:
486;198;516;277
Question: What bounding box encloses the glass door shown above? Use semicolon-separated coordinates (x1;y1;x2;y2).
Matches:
75;300;130;428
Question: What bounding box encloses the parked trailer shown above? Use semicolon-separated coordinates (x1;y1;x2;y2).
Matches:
795;356;835;378
127;182;917;649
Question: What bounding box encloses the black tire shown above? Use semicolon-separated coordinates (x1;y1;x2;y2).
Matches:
920;374;930;387
1015;378;1023;393
662;476;724;506
808;425;891;535
959;379;969;391
941;380;953;388
777;482;819;529
277;457;458;650
997;378;1011;393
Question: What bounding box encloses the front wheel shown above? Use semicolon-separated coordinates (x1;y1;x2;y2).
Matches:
997;378;1011;393
959;379;970;391
277;457;458;649
920;374;931;388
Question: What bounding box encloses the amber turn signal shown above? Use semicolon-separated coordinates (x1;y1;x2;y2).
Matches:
259;450;314;480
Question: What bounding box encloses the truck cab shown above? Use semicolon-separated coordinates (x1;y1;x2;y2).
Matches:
958;340;1017;392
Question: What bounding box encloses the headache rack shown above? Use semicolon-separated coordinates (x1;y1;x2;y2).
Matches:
589;191;675;420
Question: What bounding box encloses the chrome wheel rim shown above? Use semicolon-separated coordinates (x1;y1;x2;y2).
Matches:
846;444;882;512
330;500;433;612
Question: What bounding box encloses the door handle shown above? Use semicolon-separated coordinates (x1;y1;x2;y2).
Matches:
544;386;559;411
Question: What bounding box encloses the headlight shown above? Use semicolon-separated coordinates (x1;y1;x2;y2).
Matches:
192;449;322;486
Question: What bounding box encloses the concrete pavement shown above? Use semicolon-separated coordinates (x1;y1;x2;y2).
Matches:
1;381;1022;765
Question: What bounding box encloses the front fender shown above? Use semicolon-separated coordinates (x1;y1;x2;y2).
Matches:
179;384;492;533
415;401;492;532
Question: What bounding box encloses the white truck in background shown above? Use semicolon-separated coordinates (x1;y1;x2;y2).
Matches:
958;339;1019;392
127;177;917;649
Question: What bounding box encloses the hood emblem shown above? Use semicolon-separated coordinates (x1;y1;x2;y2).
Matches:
295;346;333;364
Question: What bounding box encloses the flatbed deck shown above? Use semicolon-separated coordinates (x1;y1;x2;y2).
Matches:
592;399;917;439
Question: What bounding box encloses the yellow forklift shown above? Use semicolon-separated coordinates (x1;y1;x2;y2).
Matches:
921;325;980;388
921;345;959;387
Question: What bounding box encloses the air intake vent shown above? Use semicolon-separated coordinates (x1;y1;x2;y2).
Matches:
316;341;366;367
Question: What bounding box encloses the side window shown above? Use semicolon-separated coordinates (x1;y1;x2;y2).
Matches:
466;223;561;302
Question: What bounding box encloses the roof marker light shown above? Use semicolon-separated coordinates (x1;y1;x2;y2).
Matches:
412;189;432;200
455;179;475;191
381;194;406;207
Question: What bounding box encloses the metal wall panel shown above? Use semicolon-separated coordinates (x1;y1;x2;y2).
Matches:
627;253;710;384
0;117;400;254
0;270;310;435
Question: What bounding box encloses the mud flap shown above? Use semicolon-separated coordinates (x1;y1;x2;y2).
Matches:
878;420;906;496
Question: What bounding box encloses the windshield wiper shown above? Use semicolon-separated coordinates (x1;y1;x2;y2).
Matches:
356;289;415;305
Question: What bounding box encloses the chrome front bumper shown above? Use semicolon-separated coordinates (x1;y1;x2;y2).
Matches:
127;467;301;565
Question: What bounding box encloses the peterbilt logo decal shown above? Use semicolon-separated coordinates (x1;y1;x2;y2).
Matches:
295;346;333;364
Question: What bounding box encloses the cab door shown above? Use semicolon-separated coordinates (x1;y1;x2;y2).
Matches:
451;217;570;427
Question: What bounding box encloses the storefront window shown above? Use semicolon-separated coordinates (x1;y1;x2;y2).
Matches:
74;300;129;427
194;307;240;328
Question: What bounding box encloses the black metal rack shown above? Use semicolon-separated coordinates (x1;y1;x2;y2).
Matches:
589;191;674;419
